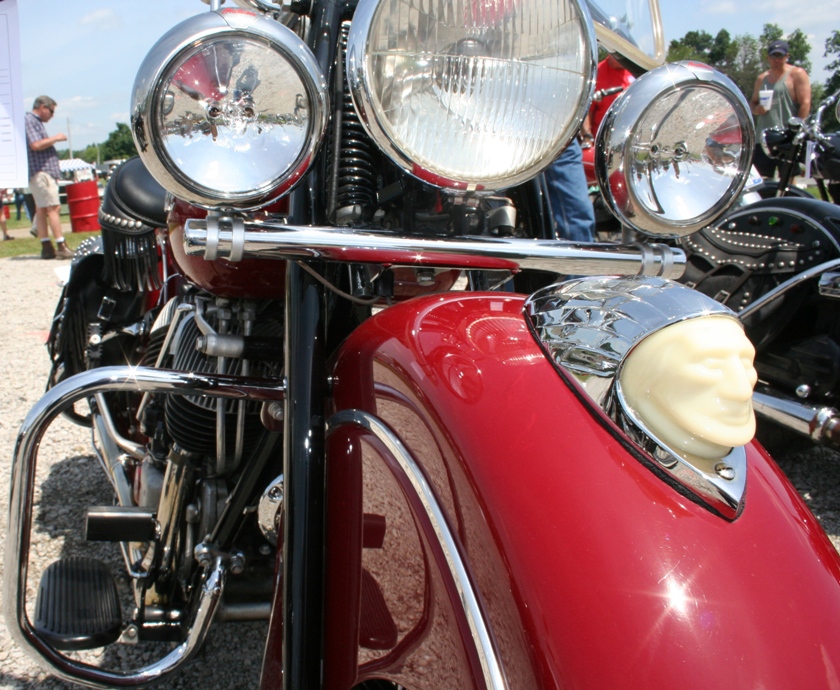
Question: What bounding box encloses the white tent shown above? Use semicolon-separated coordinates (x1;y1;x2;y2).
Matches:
59;158;95;173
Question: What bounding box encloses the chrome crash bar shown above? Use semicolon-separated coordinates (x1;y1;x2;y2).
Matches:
738;258;840;448
753;387;840;446
183;218;686;279
4;366;285;688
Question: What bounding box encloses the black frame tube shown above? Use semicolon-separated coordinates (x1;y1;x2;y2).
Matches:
281;261;327;690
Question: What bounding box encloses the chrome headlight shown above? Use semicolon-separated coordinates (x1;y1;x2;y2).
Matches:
347;0;596;191
596;61;754;238
131;9;328;210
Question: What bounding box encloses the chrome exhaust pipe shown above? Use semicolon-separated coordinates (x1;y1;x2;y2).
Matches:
753;387;840;446
4;365;285;687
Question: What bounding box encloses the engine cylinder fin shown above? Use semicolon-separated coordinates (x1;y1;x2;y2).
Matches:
163;309;281;457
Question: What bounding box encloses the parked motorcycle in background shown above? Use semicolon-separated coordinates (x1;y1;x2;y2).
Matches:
759;89;840;202
679;95;840;450
6;0;840;688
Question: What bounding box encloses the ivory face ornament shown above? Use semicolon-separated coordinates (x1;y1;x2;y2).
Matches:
619;315;757;461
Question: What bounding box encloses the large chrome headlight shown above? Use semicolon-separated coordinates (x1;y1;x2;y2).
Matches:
131;9;328;210
596;61;753;238
347;0;596;191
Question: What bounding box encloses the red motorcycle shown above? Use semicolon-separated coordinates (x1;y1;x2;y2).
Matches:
5;1;840;688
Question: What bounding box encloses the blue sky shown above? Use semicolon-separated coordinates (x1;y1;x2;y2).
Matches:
13;0;840;151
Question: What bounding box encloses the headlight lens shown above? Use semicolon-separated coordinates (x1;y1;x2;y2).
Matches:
347;0;596;191
132;9;328;209
596;62;754;238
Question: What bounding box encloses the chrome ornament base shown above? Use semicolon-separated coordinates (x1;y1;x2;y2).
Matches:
526;276;752;519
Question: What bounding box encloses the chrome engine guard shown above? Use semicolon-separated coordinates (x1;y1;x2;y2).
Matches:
3;366;285;687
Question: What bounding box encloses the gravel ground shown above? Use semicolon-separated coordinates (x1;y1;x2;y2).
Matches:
0;255;266;689
0;253;837;688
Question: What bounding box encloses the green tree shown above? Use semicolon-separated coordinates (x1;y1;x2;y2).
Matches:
825;30;840;95
709;29;737;71
78;144;100;164
667;29;746;92
822;30;840;132
667;30;715;64
758;23;812;73
726;34;764;102
100;123;137;161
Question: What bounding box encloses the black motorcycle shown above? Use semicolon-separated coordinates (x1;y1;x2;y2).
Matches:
760;89;840;203
679;94;840;447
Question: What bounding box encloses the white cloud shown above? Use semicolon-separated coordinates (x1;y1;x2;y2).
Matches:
63;96;100;112
705;2;737;15
78;8;121;31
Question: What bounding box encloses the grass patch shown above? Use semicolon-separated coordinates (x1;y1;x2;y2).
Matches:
0;214;99;259
0;232;100;259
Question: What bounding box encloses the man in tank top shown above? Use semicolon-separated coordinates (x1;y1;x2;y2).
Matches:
749;39;811;178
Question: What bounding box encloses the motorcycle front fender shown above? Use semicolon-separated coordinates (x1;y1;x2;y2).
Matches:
318;291;840;690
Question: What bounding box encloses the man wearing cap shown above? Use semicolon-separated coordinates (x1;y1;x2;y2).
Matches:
749;39;811;178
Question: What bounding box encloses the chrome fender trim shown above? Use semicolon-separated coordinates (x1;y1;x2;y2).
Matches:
327;408;508;690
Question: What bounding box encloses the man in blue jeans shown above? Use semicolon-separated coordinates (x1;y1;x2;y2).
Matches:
544;138;595;242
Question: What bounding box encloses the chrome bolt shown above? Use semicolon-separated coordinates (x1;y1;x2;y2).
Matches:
267;402;284;421
796;384;812;398
715;463;736;481
89;333;102;345
194;543;213;567
229;552;246;575
185;503;200;523
121;624;139;644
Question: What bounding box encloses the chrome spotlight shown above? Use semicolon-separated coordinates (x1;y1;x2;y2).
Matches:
131;9;328;210
595;61;754;238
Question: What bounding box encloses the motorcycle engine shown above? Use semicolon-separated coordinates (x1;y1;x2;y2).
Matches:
148;296;284;466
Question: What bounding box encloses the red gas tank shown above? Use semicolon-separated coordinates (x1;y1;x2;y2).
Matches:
168;199;289;300
168;199;461;301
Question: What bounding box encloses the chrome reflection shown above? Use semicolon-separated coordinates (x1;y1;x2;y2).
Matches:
159;37;309;193
525;276;748;519
131;9;328;209
327;409;508;690
596;61;753;238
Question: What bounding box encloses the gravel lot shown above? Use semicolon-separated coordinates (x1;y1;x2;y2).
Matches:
0;255;266;689
0;253;837;688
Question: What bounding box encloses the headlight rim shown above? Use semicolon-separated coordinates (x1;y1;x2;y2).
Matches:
346;0;598;192
131;9;328;211
595;61;755;239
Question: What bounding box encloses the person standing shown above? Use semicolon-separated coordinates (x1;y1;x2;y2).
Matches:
0;191;12;240
13;188;27;221
544;139;595;242
25;96;74;259
749;40;812;179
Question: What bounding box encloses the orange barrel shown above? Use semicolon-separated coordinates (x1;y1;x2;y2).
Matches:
66;180;101;233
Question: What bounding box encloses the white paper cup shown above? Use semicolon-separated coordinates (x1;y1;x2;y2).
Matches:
759;89;773;110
